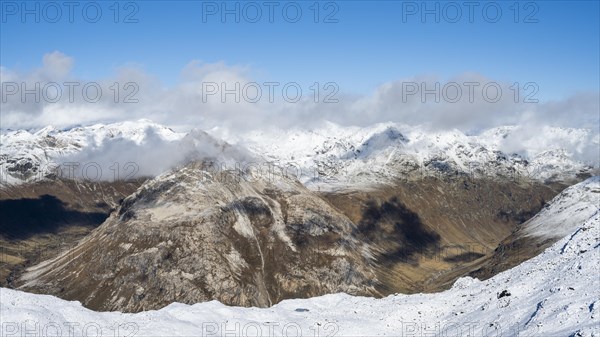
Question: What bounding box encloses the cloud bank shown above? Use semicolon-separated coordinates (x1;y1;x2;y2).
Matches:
1;51;598;167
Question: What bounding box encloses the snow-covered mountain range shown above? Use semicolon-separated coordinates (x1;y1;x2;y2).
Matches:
2;177;598;336
0;120;183;185
2;120;597;189
234;122;599;189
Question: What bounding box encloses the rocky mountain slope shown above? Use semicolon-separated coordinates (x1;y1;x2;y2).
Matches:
3;177;598;336
18;162;379;312
0;179;143;288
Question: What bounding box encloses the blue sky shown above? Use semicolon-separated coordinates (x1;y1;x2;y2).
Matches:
1;0;599;102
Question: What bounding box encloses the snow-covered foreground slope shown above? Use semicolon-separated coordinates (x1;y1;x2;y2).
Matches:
523;176;600;240
2;181;599;336
469;176;599;289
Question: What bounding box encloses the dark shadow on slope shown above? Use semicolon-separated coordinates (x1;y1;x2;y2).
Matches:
354;197;440;265
443;252;485;263
496;198;547;224
0;195;108;240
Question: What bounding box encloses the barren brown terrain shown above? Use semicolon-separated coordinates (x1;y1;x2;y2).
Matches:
3;170;571;312
0;179;144;287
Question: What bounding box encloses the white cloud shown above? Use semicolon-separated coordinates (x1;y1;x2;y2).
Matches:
58;127;255;181
41;51;74;79
1;52;598;144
